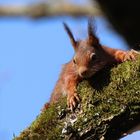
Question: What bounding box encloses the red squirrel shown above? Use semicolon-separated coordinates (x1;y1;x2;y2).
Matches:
45;19;136;111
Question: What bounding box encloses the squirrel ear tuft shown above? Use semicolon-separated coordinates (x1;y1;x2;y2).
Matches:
63;22;77;51
87;18;99;47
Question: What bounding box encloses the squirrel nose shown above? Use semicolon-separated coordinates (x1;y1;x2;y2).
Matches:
79;67;88;77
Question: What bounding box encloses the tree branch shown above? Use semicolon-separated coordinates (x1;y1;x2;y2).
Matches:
0;3;102;18
14;55;140;140
94;0;140;50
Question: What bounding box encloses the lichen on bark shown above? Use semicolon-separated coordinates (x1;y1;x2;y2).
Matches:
14;55;140;140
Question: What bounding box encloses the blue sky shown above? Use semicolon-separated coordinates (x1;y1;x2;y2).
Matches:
0;0;140;140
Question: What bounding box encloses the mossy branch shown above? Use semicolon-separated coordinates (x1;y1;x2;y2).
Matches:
15;55;140;140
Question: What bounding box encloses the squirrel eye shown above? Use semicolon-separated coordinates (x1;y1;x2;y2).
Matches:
91;53;96;60
73;58;76;64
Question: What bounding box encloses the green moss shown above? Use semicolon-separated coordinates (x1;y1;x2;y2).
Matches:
14;98;67;140
14;56;140;140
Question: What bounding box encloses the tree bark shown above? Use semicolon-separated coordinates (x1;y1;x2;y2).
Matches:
94;0;140;50
14;55;140;140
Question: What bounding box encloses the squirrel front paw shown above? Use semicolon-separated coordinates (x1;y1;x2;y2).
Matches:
67;93;80;111
123;50;136;62
115;50;137;62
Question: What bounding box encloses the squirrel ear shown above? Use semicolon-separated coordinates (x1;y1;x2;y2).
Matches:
63;22;77;51
87;18;99;47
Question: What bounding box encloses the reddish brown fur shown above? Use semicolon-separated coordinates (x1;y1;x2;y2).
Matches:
45;19;136;111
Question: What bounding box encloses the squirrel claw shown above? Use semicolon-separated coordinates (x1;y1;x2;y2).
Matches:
123;50;136;62
67;93;80;111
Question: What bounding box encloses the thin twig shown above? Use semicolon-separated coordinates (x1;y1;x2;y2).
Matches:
0;3;102;19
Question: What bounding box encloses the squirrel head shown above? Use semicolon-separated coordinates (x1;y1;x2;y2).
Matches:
63;18;105;78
